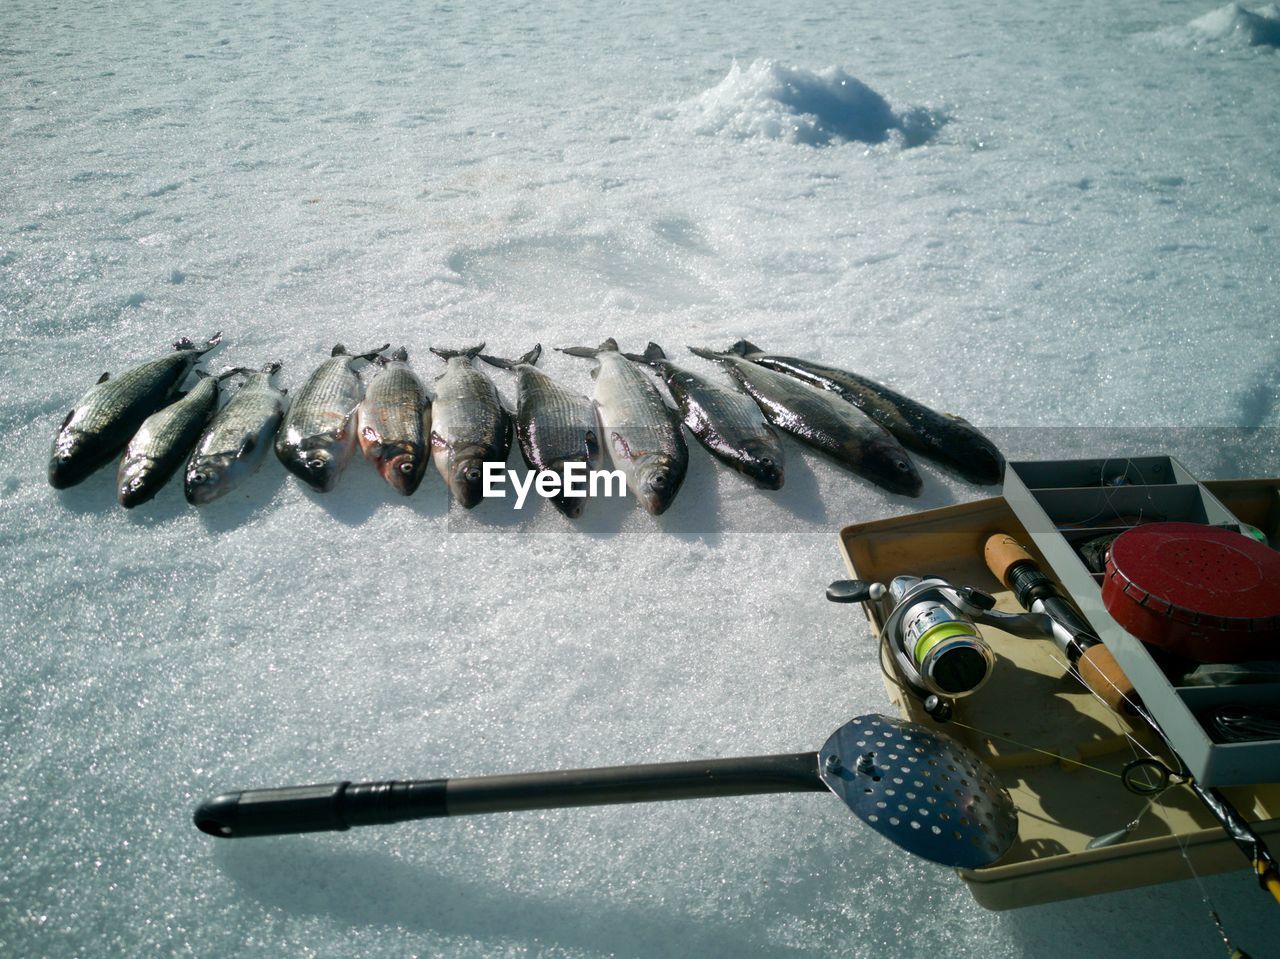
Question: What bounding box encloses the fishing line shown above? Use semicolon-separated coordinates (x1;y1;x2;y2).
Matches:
945;719;1124;781
1165;791;1255;959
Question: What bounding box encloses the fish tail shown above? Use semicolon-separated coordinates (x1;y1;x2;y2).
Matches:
480;344;542;370
176;332;223;353
558;338;618;359
429;343;487;361
377;346;410;367
262;360;283;376
622;342;668;365
730;339;762;356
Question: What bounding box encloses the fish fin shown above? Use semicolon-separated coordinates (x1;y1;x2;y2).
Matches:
430;343;486;361
730;339;762;356
558;338;617;359
97;372;110;384
331;344;348;357
355;343;391;362
217;366;251;381
237;434;257;458
194;369;211;380
557;345;601;359
481;344;542;370
200;332;224;354
687;346;730;361
173;337;195;351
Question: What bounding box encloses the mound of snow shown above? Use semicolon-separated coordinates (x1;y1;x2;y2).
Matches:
1187;2;1280;47
671;59;945;147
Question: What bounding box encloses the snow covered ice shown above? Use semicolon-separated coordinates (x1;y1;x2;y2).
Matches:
3;0;1280;957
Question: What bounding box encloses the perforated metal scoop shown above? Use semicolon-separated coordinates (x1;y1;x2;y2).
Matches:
195;714;1017;869
819;715;1018;868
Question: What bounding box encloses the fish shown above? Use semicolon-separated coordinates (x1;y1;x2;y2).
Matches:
623;342;784;490
480;344;601;518
688;346;922;497
728;340;1003;485
275;343;388;493
48;333;223;489
117;368;243;508
185;361;288;506
428;343;512;508
558;338;687;515
356;347;431;496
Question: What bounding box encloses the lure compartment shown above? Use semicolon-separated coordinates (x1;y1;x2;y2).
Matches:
837;480;1280;910
1002;458;1280;786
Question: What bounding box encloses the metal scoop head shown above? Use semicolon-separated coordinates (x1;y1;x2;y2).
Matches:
818;714;1018;868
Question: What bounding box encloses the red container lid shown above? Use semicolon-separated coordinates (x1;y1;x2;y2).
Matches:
1102;522;1280;662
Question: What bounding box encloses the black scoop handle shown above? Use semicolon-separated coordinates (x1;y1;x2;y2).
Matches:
195;753;826;838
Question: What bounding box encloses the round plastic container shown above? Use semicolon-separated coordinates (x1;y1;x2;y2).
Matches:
1102;521;1280;662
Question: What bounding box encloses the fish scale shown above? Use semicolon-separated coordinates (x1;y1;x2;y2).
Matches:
481;347;600;519
560;339;687;515
185;365;286;505
275;344;385;493
689;347;922;497
358;351;430;496
48;335;221;489
117;375;223;507
625;343;784;490
430;347;512;509
732;341;1004;485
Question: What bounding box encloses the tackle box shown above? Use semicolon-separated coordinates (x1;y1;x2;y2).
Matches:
1001;458;1280;787
836;479;1280;909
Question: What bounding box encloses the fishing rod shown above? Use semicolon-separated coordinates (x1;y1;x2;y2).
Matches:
983;533;1280;907
194;713;1019;871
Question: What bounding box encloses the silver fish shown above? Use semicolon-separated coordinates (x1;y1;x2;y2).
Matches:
429;343;512;509
480;344;600;519
48;333;222;489
357;347;431;496
275;343;387;493
185;362;287;506
729;340;1003;485
118;369;241;508
559;338;687;515
689;346;922;497
624;342;784;490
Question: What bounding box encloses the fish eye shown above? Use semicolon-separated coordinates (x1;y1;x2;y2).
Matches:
896;461;910;471
650;470;669;490
398;461;415;475
463;465;481;483
192;471;207;483
307;458;326;470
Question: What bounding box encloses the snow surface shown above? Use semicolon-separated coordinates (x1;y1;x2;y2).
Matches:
3;0;1280;956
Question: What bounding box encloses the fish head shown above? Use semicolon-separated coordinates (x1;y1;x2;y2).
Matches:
738;439;785;490
278;440;344;493
184;454;237;506
960;442;1005;486
543;460;586;519
116;455;155;509
861;439;923;497
446;452;489;509
634;451;687;515
48;427;94;489
376;444;428;496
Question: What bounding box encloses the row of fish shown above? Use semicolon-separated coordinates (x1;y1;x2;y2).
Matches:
48;334;1004;514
